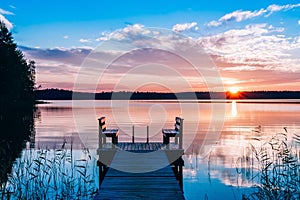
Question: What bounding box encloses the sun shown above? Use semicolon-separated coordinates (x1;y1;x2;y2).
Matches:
226;86;242;99
228;87;239;94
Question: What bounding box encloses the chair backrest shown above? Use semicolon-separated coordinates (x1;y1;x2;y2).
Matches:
176;117;184;149
98;116;107;133
175;117;182;132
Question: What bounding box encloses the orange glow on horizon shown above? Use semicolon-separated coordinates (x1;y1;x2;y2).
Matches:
226;87;243;99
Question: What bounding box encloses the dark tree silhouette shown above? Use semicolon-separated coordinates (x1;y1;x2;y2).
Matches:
0;21;35;108
0;21;36;188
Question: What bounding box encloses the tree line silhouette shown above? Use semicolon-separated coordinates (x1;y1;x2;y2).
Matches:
0;21;35;109
36;88;300;100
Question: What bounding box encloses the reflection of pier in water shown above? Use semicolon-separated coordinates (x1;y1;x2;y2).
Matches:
94;117;185;200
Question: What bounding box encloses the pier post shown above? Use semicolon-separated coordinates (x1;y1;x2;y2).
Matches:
97;161;108;185
132;125;135;143
179;118;184;149
146;125;149;143
170;157;184;192
98;122;102;149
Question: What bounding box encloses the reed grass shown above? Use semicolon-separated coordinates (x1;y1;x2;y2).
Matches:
243;128;300;200
0;139;98;199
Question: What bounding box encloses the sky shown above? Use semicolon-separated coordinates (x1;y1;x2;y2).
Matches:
0;0;300;92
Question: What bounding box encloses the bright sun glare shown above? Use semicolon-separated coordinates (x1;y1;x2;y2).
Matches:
229;87;239;94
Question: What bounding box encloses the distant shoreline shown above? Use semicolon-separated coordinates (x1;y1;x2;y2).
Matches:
35;100;50;104
35;88;300;100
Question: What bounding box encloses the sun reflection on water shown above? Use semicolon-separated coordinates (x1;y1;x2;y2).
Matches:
231;100;237;116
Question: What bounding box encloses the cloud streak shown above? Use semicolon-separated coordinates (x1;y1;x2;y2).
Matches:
172;22;198;32
79;38;91;43
266;3;300;15
207;3;300;27
208;9;265;27
0;7;14;30
0;8;14;15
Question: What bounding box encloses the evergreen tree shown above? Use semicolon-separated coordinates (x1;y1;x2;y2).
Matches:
0;21;36;185
0;21;35;107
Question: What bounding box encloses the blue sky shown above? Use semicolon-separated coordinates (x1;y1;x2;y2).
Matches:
1;0;299;48
1;0;300;91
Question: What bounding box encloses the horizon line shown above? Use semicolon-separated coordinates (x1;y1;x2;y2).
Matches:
36;88;300;93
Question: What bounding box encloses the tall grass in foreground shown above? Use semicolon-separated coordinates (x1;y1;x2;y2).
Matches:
243;128;300;200
0;140;98;199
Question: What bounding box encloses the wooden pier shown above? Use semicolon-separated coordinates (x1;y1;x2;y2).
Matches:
94;117;185;200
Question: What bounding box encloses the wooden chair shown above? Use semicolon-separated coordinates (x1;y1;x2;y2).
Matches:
98;116;119;145
162;117;183;148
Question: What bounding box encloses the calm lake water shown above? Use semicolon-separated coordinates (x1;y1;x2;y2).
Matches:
10;100;300;199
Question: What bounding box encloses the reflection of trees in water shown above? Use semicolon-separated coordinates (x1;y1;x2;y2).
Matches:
42;106;72;111
0;107;36;185
0;107;98;199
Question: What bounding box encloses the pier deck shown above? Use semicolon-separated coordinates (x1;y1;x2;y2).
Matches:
94;142;185;200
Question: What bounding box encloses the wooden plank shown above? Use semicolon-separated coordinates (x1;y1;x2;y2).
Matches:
95;144;184;200
94;175;184;200
107;149;171;173
99;142;171;151
106;167;174;177
94;190;184;200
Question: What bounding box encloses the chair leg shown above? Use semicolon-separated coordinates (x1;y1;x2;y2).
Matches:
175;135;178;144
112;136;118;144
163;135;170;144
